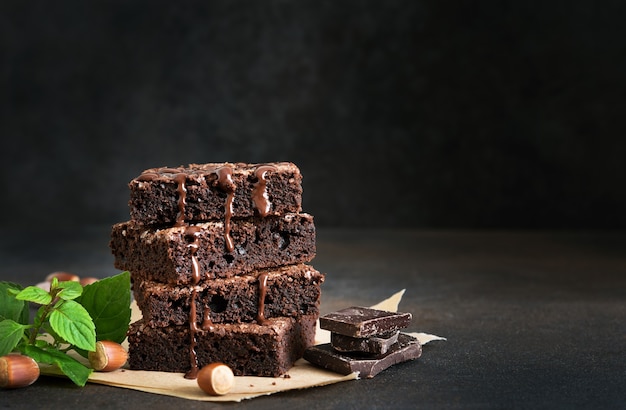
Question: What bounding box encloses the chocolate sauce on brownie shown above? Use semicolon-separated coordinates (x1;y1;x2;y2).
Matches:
257;272;269;324
185;286;200;379
135;172;159;182
213;166;236;253
173;173;187;227
185;226;202;282
201;306;214;331
252;165;277;217
184;225;202;379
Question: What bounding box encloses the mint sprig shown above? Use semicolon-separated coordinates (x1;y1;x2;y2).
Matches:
0;271;131;386
78;272;131;344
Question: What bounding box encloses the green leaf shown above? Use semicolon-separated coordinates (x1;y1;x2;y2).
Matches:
16;286;52;305
49;300;96;352
0;282;29;324
56;281;83;301
0;319;27;356
21;344;92;386
77;271;131;344
34;339;54;349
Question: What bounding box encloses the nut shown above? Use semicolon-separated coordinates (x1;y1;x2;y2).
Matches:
88;341;128;372
45;271;80;283
0;354;40;389
197;362;234;396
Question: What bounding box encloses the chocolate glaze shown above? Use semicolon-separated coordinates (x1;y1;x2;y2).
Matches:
136;167;184;182
252;165;277;217
173;173;187;227
201;306;214;331
213;166;236;252
184;225;202;379
257;272;269;325
135;172;159;182
185;226;202;282
185;290;200;379
159;167;184;174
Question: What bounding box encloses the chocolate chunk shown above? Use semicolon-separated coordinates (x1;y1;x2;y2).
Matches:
331;331;399;355
303;333;422;378
319;307;412;338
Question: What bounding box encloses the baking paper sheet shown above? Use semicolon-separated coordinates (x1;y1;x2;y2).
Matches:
40;289;445;402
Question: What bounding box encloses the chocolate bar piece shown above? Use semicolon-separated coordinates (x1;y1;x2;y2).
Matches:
331;331;399;355
303;333;422;378
110;213;316;285
128;162;303;226
133;264;324;327
319;307;412;338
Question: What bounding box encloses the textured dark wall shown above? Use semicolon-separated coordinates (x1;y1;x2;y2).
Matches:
1;1;625;229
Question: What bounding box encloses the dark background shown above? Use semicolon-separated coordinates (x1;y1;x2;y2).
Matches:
2;0;625;230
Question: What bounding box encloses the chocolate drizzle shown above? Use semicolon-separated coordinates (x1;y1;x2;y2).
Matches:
257;273;269;325
185;295;199;379
173;173;188;227
201;306;214;331
184;225;201;379
213;166;236;253
135;172;159;182
252;165;277;217
185;225;202;282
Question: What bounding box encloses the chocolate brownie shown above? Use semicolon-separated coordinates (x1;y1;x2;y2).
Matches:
110;213;316;285
133;264;324;327
127;315;317;377
128;162;303;226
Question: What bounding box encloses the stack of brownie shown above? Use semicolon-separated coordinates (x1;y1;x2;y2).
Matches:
109;162;324;378
304;307;422;378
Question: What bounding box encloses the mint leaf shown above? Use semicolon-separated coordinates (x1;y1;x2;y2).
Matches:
56;281;83;301
49;300;96;352
78;271;131;344
0;282;29;324
16;286;52;305
22;344;92;386
0;319;27;356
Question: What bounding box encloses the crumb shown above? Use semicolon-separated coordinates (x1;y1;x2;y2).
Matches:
272;382;276;385
249;384;254;387
283;374;291;379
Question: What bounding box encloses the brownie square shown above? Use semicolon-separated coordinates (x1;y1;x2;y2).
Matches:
133;264;324;327
128;162;303;226
110;213;316;285
127;315;317;377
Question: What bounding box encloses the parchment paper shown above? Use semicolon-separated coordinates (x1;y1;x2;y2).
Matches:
40;289;445;402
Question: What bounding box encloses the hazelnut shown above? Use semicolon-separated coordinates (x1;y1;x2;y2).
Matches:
0;354;40;389
88;341;128;372
45;271;80;283
197;363;234;396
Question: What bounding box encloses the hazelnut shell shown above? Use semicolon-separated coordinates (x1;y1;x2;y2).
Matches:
88;341;128;372
0;354;40;389
197;363;235;396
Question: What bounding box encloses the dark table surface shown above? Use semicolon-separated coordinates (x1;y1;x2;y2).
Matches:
1;227;624;409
